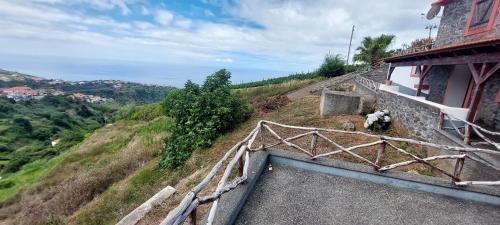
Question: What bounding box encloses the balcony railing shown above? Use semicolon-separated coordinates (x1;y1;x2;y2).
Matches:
438;112;500;150
391;38;435;58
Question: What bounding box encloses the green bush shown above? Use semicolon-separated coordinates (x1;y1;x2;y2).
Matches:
77;105;94;118
0;143;10;152
13;118;33;133
4;150;31;173
0;180;14;189
160;69;249;169
317;54;346;78
346;64;369;73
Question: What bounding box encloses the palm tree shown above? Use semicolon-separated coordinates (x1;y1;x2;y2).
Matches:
353;34;395;68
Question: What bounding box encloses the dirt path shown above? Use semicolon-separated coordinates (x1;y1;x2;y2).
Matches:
286;71;361;100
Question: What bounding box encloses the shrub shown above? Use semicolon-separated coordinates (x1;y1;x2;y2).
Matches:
13;117;33;133
345;64;369;73
77;105;94;118
160;69;249;169
364;110;392;131
0;180;14;189
4;150;31;173
317;54;346;78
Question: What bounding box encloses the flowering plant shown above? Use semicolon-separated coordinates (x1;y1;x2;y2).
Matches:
364;110;391;130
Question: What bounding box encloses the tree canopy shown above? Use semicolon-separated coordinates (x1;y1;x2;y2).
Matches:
354;34;395;67
160;69;249;168
317;54;346;78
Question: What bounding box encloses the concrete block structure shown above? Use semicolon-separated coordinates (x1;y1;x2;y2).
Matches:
320;90;361;116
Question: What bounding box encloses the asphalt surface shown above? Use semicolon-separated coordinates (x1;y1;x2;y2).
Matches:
235;166;500;225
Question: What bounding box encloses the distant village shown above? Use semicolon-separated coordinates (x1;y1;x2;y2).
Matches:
0;86;112;103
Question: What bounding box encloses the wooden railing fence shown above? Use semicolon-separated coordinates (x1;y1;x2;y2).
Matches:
439;112;500;150
161;120;500;225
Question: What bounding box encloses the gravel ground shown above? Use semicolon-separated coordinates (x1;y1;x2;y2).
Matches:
235;166;500;225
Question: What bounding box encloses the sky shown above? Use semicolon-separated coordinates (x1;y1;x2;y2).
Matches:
0;0;439;87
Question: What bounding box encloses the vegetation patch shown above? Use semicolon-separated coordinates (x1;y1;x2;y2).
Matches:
234;79;318;103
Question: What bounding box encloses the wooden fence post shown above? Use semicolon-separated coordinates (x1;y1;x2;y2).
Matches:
438;112;444;129
190;207;197;225
453;153;465;182
375;140;386;170
464;124;471;144
238;154;245;177
260;123;266;150
310;130;318;157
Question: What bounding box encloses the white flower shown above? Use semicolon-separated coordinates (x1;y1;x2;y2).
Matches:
364;121;369;128
383;109;390;115
384;116;391;122
374;111;384;117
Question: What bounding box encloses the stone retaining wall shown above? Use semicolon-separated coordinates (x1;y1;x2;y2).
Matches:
376;90;441;142
477;72;500;130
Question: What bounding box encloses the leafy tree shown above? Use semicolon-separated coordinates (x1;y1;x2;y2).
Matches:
354;34;395;67
77;105;94;118
13;118;33;133
4;150;31;173
160;69;249;169
317;54;346;78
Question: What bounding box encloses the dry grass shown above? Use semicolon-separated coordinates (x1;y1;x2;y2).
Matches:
233;79;320;103
136;95;442;225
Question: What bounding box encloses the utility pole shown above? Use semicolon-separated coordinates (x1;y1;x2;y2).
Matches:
425;24;437;39
346;25;355;65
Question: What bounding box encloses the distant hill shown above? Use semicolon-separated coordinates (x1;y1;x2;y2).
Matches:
0;69;46;82
0;68;176;104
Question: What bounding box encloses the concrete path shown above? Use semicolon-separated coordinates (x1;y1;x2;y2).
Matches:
235;166;500;225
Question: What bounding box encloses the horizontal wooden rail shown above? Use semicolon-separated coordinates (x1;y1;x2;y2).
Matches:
440;112;500;151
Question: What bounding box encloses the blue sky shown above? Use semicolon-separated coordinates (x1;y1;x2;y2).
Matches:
0;0;438;87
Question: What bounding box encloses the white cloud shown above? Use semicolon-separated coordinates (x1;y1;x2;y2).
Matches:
216;58;233;63
174;17;192;29
154;9;174;26
88;0;131;15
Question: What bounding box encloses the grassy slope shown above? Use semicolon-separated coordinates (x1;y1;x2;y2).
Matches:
0;150;70;203
0;116;170;225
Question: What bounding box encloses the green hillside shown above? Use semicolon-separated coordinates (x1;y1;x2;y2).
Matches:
0;96;117;175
